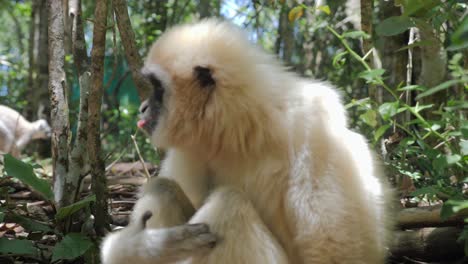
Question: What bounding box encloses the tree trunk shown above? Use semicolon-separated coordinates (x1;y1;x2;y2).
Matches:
397;204;467;229
391;227;464;262
113;0;152;101
6;4;25;55
27;0;49;121
47;0;71;209
416;20;447;119
88;0;109;236
198;0;211;19
25;0;51;158
68;0;90;218
26;0;38;120
375;1;407;103
360;0;372;54
275;1;295;65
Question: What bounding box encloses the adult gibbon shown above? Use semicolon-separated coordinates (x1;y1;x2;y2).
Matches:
0;105;51;157
101;19;392;264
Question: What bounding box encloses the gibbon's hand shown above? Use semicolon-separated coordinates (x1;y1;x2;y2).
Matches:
136;210;217;254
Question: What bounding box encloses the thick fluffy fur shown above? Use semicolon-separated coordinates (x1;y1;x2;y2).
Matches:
0;105;51;157
102;19;392;263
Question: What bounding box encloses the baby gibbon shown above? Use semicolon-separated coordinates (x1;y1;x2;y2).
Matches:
102;19;392;264
0;105;51;157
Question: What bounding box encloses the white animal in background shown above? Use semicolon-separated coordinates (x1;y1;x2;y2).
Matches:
102;19;393;264
0;105;51;157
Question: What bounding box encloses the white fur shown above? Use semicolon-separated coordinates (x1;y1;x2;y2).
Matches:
102;19;392;264
0;105;51;157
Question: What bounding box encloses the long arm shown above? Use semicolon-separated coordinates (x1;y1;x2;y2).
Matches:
101;220;216;264
101;177;216;264
159;149;210;208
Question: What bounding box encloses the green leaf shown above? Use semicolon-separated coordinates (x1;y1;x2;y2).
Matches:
344;97;371;110
0;238;37;255
461;122;468;138
359;109;378;128
397;85;426;91
405;103;433;114
376;16;414;36
0;212;4;222
446;154;461;165
432;154;462;171
440;200;468;221
288;6;304;22
358;69;386;84
56;195;96;221
420;79;468;99
396;40;433;52
460;140;468;156
374;124;391;142
378;102;399;121
400;0;439;17
51;233;93;262
9;214;52;232
332;51;348;69
416;79;468;100
342;31;370;39
449;16;468;51
317;5;331;15
411;186;438;197
4;154;53;200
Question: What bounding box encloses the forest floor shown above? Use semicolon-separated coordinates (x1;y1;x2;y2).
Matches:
0;161;466;264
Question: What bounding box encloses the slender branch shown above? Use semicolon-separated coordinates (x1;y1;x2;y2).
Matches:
113;0;152;100
88;0;109;236
131;132;151;180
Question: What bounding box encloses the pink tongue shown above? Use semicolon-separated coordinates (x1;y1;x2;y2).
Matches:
137;120;147;128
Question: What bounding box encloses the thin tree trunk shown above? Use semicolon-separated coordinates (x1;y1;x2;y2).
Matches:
416;20;447;119
68;0;90;211
360;0;372;55
26;0;38;120
198;0;211;18
376;0;407;102
47;0;71;209
88;0;109;236
275;1;295;65
113;0;152;101
6;5;25;55
62;0;72;54
391;227;464;262
27;0;49;126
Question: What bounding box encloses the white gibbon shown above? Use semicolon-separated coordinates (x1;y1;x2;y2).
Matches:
101;19;393;264
0;105;51;157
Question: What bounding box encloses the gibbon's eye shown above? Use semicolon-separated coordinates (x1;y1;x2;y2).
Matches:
194;66;215;88
142;70;164;103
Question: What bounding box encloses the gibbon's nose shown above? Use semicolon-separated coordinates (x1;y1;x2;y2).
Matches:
139;100;149;114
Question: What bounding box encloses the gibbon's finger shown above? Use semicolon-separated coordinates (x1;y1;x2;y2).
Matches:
140;211;153;229
166;223;218;249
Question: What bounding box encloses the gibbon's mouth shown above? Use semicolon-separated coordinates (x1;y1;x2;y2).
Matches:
137;118;157;135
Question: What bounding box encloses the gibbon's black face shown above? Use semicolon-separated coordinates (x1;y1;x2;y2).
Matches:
138;68;165;135
137;65;216;138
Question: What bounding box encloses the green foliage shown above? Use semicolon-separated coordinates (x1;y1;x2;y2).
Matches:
55;195;96;221
51;233;93;263
0;238;37;256
376;16;415;36
450;16;468;50
4;154;53;201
